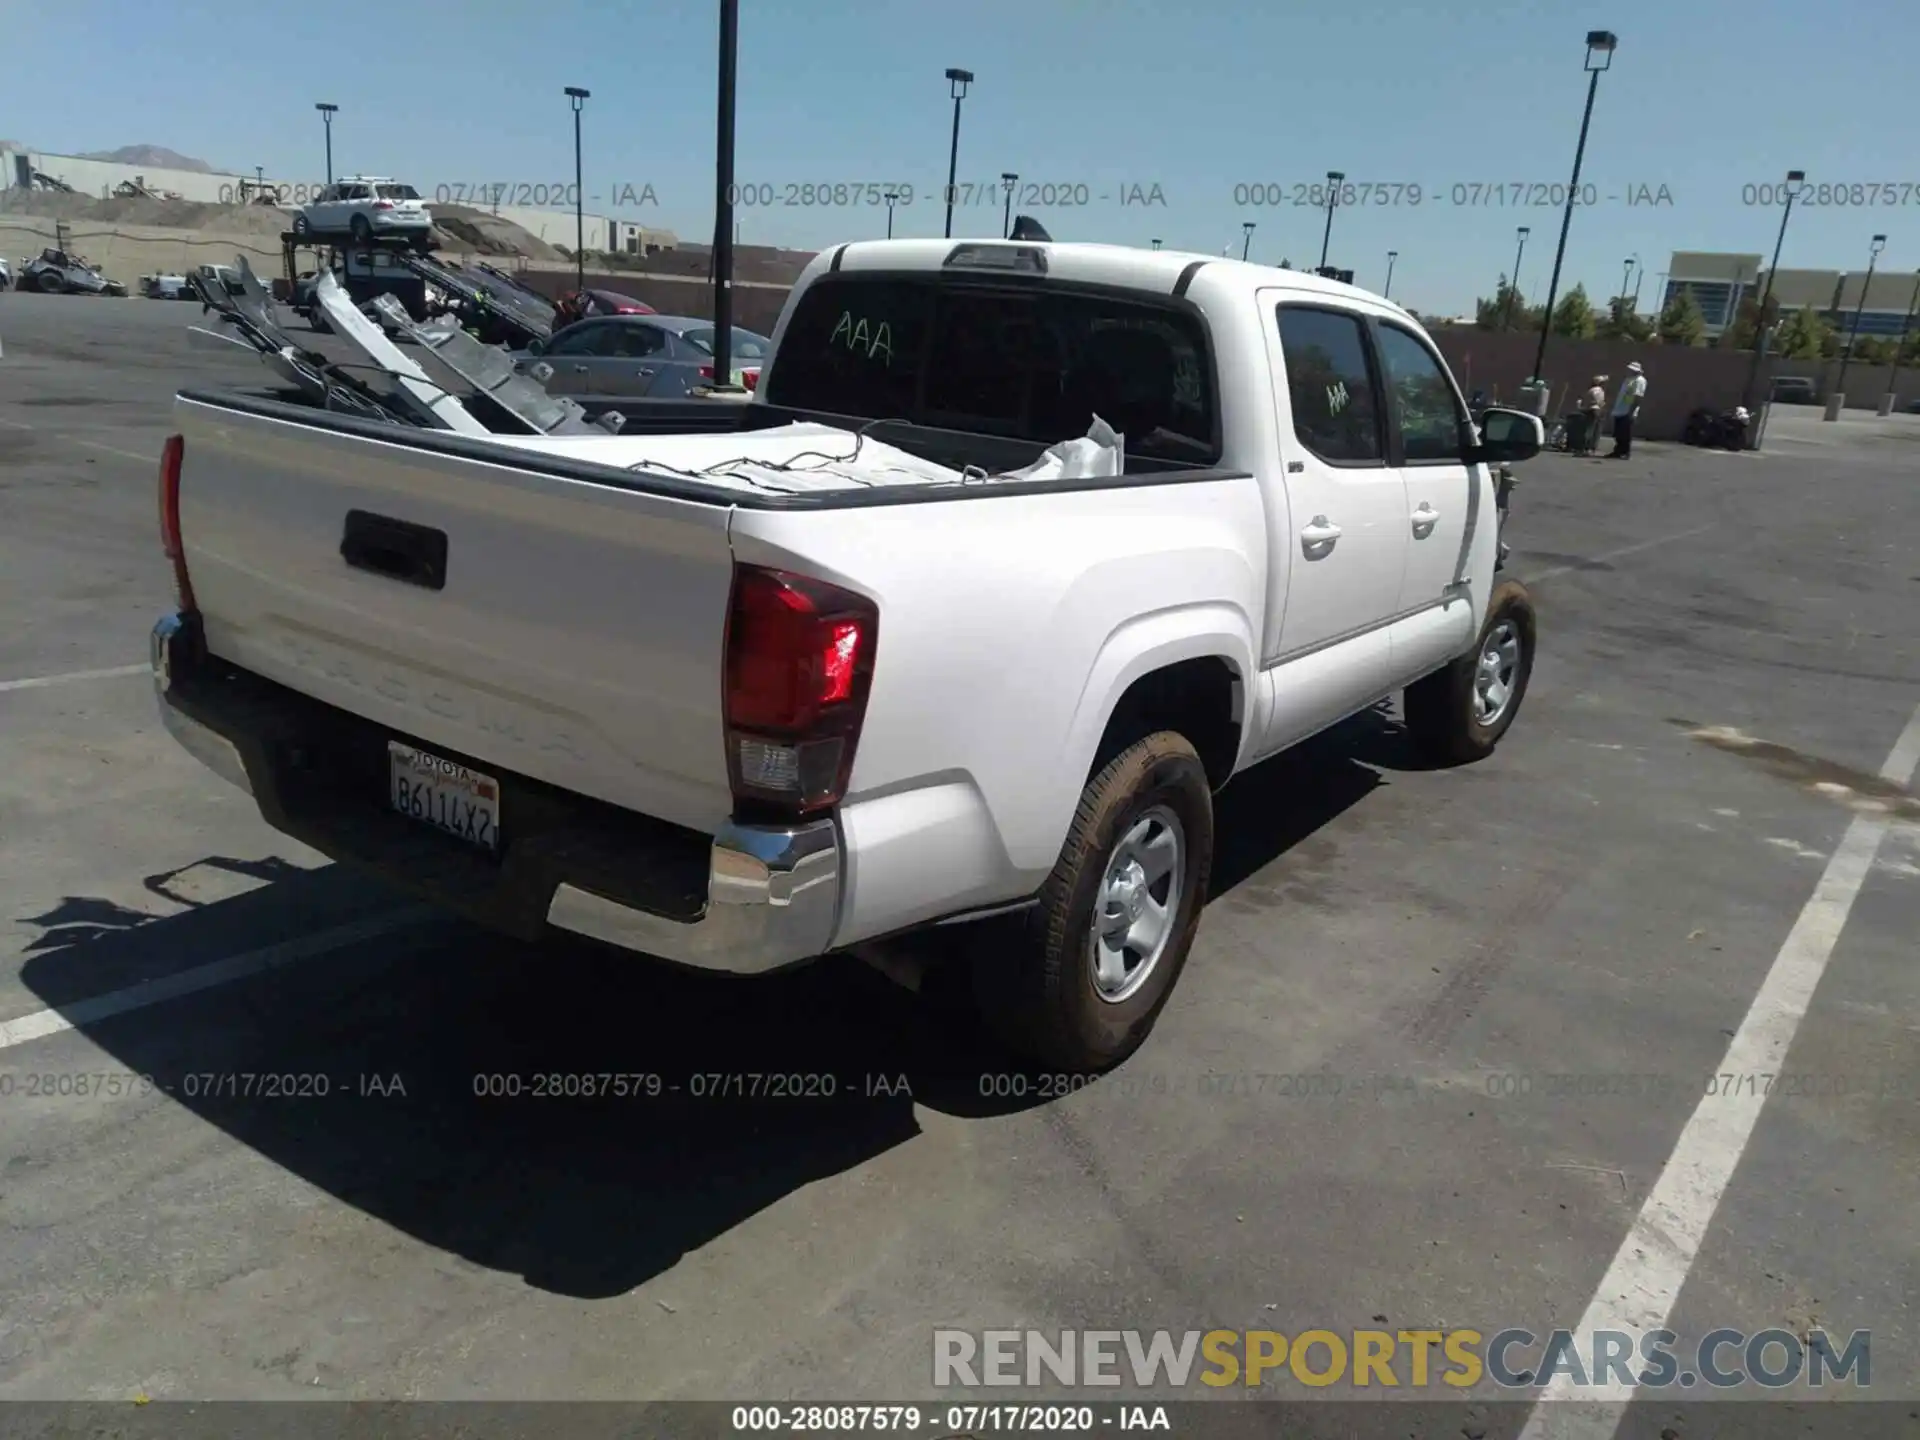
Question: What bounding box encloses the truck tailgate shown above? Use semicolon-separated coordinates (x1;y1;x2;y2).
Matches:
172;396;737;835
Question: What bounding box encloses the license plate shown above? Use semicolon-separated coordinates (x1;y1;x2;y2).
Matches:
388;741;500;851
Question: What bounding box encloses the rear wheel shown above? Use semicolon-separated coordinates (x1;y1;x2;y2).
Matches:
37;269;66;294
971;731;1213;1072
350;214;372;243
1404;579;1536;765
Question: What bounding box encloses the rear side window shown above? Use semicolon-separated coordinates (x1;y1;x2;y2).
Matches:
378;184;420;200
1374;323;1468;463
1275;305;1384;465
763;275;1218;461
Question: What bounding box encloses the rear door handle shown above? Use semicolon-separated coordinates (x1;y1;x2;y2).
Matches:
571;364;590;373
1300;517;1343;554
1412;502;1440;538
635;367;655;379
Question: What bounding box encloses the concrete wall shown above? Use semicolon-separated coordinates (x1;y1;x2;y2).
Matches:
1;215;285;279
1426;330;1775;441
1766;359;1920;411
505;266;793;335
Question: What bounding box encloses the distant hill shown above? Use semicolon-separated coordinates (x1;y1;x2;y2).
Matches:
78;145;214;173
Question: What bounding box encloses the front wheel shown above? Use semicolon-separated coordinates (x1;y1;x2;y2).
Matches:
1404;579;1537;766
971;731;1214;1072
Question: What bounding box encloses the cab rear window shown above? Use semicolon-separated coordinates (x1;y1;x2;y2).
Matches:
763;275;1219;462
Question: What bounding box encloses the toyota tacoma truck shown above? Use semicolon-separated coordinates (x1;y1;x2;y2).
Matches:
150;238;1544;1071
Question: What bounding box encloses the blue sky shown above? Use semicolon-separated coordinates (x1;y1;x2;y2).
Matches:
4;0;1916;315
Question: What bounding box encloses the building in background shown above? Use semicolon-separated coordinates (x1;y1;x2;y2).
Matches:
1662;250;1914;350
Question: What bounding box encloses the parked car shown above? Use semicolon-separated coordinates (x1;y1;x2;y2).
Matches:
515;315;773;399
553;288;657;326
21;248;126;296
293;177;433;248
142;273;195;300
0;257;12;291
1770;376;1817;404
149;238;1544;1071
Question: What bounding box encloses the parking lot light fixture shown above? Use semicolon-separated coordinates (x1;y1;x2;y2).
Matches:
1832;233;1887;408
1883;268;1920;404
884;188;899;239
1741;169;1805;413
1503;225;1530;331
315;103;338;186
942;68;974;239
1001;173;1018;239
1241;221;1255;261
1384;250;1398;298
1318;170;1344;269
564;87;590;293
1531;30;1617;383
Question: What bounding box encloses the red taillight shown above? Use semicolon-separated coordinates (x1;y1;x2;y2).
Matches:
741;368;760;392
372;200;395;210
698;365;714;382
157;433;195;611
723;565;878;814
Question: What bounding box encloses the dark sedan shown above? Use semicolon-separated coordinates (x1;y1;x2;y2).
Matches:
514;315;773;400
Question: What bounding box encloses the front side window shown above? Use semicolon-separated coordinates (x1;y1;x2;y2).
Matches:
1275;305;1384;465
546;322;614;357
1374;323;1468;463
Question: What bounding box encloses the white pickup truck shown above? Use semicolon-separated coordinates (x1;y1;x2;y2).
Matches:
151;238;1544;1071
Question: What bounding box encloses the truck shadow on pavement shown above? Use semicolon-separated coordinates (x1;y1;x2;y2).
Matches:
18;713;1408;1299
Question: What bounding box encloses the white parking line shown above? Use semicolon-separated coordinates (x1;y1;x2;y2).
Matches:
1518;697;1920;1440
1525;524;1717;585
0;662;149;693
0;909;432;1053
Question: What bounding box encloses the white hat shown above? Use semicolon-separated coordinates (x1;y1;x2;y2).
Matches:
1627;361;1643;373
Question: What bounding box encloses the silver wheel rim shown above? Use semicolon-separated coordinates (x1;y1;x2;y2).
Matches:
1474;619;1523;725
1089;805;1185;1005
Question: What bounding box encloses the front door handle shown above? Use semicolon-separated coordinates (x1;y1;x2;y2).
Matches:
1300;516;1343;555
571;363;590;374
635;367;655;379
1412;502;1440;538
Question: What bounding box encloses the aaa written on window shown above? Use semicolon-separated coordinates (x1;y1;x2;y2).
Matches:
1276;306;1384;464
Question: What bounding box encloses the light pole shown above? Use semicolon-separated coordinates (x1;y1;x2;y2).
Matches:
1883;268;1920;410
1831;233;1886;414
1531;30;1617;383
1630;251;1644;310
564;87;590;293
884;188;898;239
1241;221;1255;261
1741;170;1805;413
1620;256;1635;305
1318;170;1344;270
942;67;974;240
1150;238;1162;250
712;0;739;385
1384;250;1398;299
1001;173;1018;239
1503;226;1529;330
315;103;337;185
254;165;264;201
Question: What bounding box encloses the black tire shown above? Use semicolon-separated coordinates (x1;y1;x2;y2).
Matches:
971;731;1213;1072
38;270;66;294
1404;579;1537;766
350;215;372;243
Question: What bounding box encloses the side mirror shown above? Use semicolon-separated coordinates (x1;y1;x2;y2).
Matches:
1475;406;1545;465
525;338;546;356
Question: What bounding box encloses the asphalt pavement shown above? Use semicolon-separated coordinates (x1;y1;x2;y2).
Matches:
1;293;1917;1437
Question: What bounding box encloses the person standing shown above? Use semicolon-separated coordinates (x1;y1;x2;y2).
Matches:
1608;360;1647;459
1580;374;1608;455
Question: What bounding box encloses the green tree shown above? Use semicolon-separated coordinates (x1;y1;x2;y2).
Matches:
1725;292;1780;351
1850;336;1898;365
1773;305;1833;360
1551;283;1598;339
1596;295;1656;342
1657;290;1706;347
1901;328;1920;366
1475;277;1545;331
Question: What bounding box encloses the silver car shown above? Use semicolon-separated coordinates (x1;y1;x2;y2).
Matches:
295;177;433;247
514;315;772;400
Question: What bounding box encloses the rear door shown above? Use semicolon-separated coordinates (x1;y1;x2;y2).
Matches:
173;398;741;833
1371;320;1474;614
539;320;617;395
597;321;672;399
1263;299;1409;660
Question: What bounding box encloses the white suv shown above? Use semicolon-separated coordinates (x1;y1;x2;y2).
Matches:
295;177;433;247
